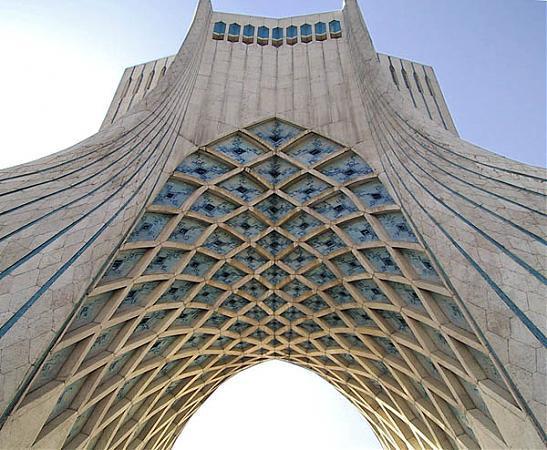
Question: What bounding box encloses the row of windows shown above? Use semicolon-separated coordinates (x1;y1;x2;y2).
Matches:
212;20;342;46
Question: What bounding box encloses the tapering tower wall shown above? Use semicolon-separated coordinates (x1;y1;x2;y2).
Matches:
0;1;544;449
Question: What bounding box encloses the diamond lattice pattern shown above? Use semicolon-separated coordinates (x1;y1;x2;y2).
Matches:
27;119;514;450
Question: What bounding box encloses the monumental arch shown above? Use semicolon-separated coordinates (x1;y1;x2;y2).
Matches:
0;1;545;449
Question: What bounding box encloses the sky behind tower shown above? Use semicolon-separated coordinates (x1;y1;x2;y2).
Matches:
0;1;544;449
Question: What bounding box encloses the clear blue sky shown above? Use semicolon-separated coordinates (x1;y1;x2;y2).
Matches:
0;0;544;167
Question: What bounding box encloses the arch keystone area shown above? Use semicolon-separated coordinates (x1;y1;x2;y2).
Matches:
0;1;545;449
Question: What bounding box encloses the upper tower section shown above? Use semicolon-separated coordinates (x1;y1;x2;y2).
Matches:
101;0;457;143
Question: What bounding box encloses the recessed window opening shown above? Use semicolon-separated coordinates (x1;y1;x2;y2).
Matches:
213;21;226;40
243;24;255;44
228;23;241;42
301;23;313;43
272;27;284;47
329;20;342;38
133;73;143;95
287;25;298;45
145;70;155;90
257;26;269;46
315;22;327;41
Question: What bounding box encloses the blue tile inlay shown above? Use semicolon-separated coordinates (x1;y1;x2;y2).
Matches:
169;218;209;245
282;279;310;298
284;175;329;203
326;285;354;304
153;179;196;208
363;248;402;275
304;264;336;285
219;173;265;202
252;156;299;186
255;195;293;223
402;249;440;283
432;293;471;331
264;294;286;312
239;279;267;299
102;250;146;282
307;230;345;255
312;193;357;220
332;253;366;276
212;264;246;285
380;311;411;335
347;309;375;327
176;151;232;181
319;153;372;183
389;282;426;312
281;212;322;238
227;212;267;239
282;247;317;272
159;280;198;303
261;265;288;286
128;213;171;242
191;191;238;218
258;231;292;256
70;292;112;330
194;285;224;306
203;229;242;255
286;135;340;165
183;252;217;277
175;308;206;327
377;212;417;242
351;279;389;303
144;249;186;274
213;134;265;164
352;180;394;208
302;295;329;312
234;247;268;270
118;282;160;311
222;294;250;312
248;119;303;148
340;218;378;244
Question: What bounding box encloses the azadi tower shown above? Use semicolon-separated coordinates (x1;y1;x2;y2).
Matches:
0;1;545;449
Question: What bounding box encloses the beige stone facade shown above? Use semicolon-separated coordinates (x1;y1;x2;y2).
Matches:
0;1;545;449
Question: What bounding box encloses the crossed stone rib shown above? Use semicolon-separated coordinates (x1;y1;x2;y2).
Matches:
22;119;514;450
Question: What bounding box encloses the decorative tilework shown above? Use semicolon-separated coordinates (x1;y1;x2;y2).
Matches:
248;119;303;148
144;249;186;274
213;134;265;164
176;151;232;181
312;193;358;220
128;213;171;242
376;212;417;242
169;217;209;244
352;180;394;208
340;218;378;244
220;173;265;202
153;179;196;208
281;212;322;238
255;195;293;222
283;174;329;203
362;248;402;275
286;135;341;165
191;191;238;218
318;153;372;183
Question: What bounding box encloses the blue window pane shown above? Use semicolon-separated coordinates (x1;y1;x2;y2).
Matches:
229;23;241;36
315;22;327;35
213;22;226;34
258;26;269;39
243;24;255;37
272;27;283;40
301;24;312;36
329;20;342;33
287;25;297;39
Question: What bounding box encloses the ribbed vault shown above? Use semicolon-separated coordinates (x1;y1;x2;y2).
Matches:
16;118;519;450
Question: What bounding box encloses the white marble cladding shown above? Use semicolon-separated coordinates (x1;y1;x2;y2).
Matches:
0;0;544;448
